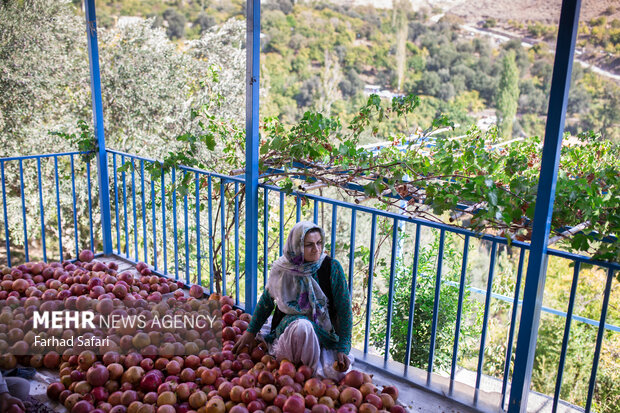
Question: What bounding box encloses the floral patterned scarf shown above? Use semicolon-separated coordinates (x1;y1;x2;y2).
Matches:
266;221;334;333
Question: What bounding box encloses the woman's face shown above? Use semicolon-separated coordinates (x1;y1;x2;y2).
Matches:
303;231;323;262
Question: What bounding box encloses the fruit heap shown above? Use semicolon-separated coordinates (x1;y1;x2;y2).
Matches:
0;251;404;413
46;349;404;413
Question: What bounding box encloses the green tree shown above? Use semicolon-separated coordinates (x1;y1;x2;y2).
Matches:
496;51;520;139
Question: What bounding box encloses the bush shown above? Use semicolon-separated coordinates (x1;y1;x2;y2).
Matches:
163;8;186;40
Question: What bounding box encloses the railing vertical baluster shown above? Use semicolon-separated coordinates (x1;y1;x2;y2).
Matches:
296;195;301;222
150;166;157;271
86;161;94;252
427;229;446;380
404;224;422;373
184;172;190;284
221;179;226;294
585;268;614;413
331;205;337;257
384;218;399;364
195;173;201;285
19;159;28;261
552;262;581;413
348;210;356;295
140;161;147;263
313;199;318;224
1;161;11;267
121;155;128;257
161;168;167;273
235;182;240;304
501;248;526;409
172;169;179;280
113;154;120;253
54;156;63;260
475;241;498;401
364;213;377;354
208;175;214;292
131;159;138;261
70;155;79;257
37;158;47;262
450;235;471;384
279;191;284;256
263;187;268;289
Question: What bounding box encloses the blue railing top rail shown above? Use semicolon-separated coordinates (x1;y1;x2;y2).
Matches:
106;149;247;184
0;151;92;162
258;182;620;272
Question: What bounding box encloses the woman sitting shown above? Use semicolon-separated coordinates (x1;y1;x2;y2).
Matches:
233;221;353;379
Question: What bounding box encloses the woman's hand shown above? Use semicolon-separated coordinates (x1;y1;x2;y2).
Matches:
336;352;350;371
0;392;25;412
232;331;258;355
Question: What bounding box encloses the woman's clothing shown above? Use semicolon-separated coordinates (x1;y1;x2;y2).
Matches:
270;318;354;381
247;256;353;355
265;222;333;334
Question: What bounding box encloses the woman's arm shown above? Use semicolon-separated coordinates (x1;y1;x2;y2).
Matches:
330;259;353;354
246;289;275;334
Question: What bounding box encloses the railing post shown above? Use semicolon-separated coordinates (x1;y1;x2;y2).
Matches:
244;0;261;313
84;0;113;255
508;1;581;411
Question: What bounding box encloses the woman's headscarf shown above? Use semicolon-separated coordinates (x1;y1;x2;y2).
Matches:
266;221;334;333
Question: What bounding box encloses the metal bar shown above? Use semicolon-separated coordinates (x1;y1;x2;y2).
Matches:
121;155;128;256
54;156;63;260
70;155;79;258
140;161;147;263
235;182;240;303
0;151;89;162
585;268;614;413
331;205;337;257
296;196;301;222
501;248;526;409
348;210;356;295
279;191;284;256
131;160;138;261
161;168;167;273
450;235;470;383
552;262;581;413
244;0;261;313
37;158;47;261
259;184;619;271
86;161;93;252
509;1;581;410
208;175;214;292
172;169;179;280
384;219;399;364
106;149;246;183
113;154;120;253
427;229;446;378
19;159;28;261
184;172;190;284
195;173;201;285
475;241;498;397
84;0;113;254
221;179;227;294
364;213;377;355
150;165;157;271
1;161;11;267
263;187;268;289
313;199;318;224
404;223;422;373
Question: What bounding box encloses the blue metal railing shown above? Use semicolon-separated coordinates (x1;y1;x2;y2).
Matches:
0;149;617;412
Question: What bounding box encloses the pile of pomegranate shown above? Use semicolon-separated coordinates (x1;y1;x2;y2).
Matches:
0;251;404;413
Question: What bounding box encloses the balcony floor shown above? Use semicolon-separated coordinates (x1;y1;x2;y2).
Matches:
23;256;582;413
